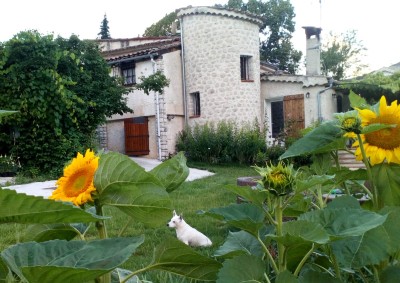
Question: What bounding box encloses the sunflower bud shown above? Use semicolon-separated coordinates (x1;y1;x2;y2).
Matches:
255;162;296;196
338;114;362;134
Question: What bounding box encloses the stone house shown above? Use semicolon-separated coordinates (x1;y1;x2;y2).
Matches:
97;6;338;160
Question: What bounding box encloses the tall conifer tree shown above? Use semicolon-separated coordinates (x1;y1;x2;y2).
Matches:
98;14;111;39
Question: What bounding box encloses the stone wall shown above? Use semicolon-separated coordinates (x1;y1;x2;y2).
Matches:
179;7;262;127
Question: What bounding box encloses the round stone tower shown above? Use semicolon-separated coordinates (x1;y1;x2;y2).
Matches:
177;6;264;127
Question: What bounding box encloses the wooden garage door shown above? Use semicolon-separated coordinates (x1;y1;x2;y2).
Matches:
124;117;149;156
283;94;305;138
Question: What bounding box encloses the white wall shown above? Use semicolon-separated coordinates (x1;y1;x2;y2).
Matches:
261;76;337;142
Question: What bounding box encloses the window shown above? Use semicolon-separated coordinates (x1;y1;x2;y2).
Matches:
240;55;253;81
120;40;129;48
190;92;201;117
121;62;135;85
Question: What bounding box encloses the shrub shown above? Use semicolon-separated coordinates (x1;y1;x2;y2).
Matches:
176;120;267;165
0;154;21;176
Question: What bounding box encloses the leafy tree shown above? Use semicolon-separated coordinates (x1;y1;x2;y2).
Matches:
135;71;170;95
98;14;111;39
143;12;178;37
359;71;400;92
321;30;367;80
0;31;131;175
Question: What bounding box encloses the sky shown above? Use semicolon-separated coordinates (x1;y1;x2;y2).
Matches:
1;0;399;75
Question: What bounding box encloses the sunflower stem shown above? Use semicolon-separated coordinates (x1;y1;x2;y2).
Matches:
95;203;108;239
95;202;111;283
275;197;285;272
356;134;379;210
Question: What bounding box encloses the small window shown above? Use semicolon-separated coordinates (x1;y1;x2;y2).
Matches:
190;92;201;117
121;62;135;85
240;55;253;81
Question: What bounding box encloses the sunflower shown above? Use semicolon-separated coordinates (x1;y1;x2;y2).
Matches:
49;149;99;206
255;162;296;196
353;96;400;165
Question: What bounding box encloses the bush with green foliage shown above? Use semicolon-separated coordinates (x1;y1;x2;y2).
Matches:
176;120;267;165
0;31;132;176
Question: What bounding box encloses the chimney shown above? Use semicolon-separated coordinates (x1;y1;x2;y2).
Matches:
302;26;322;76
171;21;178;35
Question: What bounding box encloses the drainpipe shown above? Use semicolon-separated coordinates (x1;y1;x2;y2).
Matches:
150;54;162;160
179;17;188;126
317;77;334;122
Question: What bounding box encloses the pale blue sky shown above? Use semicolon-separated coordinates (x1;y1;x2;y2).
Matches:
1;0;398;74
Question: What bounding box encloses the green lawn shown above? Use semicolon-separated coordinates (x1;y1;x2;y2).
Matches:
0;162;258;282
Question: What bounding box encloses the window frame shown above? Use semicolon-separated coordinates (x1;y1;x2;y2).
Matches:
121;61;136;86
240;55;253;82
190;92;201;117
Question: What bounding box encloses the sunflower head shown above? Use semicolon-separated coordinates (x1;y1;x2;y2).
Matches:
338;114;362;134
49;149;99;206
255;162;296;196
353;96;400;165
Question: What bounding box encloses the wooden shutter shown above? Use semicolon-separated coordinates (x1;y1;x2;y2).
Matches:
283;94;305;138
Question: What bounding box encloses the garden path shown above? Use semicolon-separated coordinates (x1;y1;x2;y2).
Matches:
0;157;214;198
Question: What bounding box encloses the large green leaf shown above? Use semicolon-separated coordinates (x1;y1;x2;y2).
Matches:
296;175;334;193
280;120;346;160
325;195;361;209
300;207;387;238
372;163;400;206
23;223;89;242
361;123;396;134
148;238;222;281
299;268;342;283
271;220;330;246
94;152;172;227
332;207;400;268
349;90;369;109
214;231;263;258
225;184;269;207
332;168;367;184
208;203;265;237
276;270;299;283
94;151;163;194
150;151;189;193
216;254;265;283
0;188;104;224
1;237;144;283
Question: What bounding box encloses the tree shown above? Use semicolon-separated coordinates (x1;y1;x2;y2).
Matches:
135;71;170;95
143;12;178;37
98;14;111;39
321;30;367;80
0;31;131;175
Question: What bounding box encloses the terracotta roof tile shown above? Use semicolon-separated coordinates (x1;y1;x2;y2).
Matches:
101;37;181;62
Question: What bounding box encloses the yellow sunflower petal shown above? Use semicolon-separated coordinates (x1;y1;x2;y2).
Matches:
50;149;99;206
385;149;393;163
379;96;389;115
356;108;376;123
352;96;400;165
